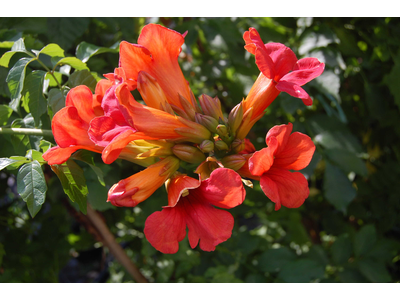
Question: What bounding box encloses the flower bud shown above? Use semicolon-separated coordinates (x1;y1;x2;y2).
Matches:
179;94;196;121
195;113;219;133
215;140;229;151
216;124;229;138
221;154;246;171
172;144;206;164
228;102;244;135
199;94;224;121
199;140;215;153
231;139;245;153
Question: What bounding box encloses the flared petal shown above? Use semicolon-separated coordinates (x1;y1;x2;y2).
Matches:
275;81;313;105
144;205;187;254
119;24;191;108
107;156;180;207
248;139;277;177
280;57;325;87
166;174;200;208
184;193;234;251
101;84;129;125
274;132;316;171
265;123;293;155
198;168;245;209
263;43;297;82
42;145;101;165
65;85;96;124
95;79;113;98
260;168;310;211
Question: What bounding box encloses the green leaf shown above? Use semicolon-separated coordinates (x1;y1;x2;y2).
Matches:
71;150;105;186
0;243;5;266
0;104;13;126
44;71;62;89
312;70;341;102
0;38;29;67
11;114;42;152
46;18;90;50
257;247;296;273
16;161;47;218
76;41;119;63
6;57;34;111
37;43;65;58
26;149;45;164
323;162;357;213
278;258;325;283
384;50;400;110
47;88;67;117
331;233;353;265
51;160;88;214
54;57;88;71
354;224;377;258
68;69;97;91
358;259;391;283
0;157;30;171
325;149;368;177
22;70;47;126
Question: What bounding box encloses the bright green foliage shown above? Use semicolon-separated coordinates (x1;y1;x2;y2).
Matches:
0;17;400;283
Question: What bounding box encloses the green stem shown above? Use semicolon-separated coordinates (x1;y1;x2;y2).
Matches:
0;127;53;137
27;52;63;89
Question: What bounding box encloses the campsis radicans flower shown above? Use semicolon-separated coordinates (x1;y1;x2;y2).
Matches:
43;23;324;254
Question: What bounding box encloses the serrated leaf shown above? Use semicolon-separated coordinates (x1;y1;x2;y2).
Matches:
323;162;356;213
51;159;88;214
22;70;47;126
17;160;47;218
0;38;29;67
6;57;34;111
0;104;13;126
54;57;88;71
0;157;30;171
47;88;67;118
68;69;97;91
354;224;377;258
76;41;119;63
71;150;105;186
38;43;65;58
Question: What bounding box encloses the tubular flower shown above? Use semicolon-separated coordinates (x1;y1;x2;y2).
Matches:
144;168;245;254
119;23;192;109
248;123;315;210
236;27;325;139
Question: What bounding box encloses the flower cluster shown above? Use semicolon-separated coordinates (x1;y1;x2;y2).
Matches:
43;24;324;254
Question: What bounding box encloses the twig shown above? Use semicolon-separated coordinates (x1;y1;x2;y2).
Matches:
86;205;148;283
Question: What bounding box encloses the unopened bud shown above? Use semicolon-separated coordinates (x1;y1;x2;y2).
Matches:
231;139;245;153
221;154;246;171
172;144;206;164
228;102;244;135
195;113;219;133
199;94;224;121
199;140;215;153
215;140;229;151
216;124;229;138
179;94;196;121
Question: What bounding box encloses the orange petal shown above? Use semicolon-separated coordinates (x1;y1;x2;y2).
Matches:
166;174;200;208
65;85;97;124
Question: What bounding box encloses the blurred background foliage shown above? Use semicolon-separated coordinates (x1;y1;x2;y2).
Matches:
1;17;400;283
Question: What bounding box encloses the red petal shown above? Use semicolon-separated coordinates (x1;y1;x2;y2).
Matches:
65;85;96;124
279;58;325;86
260;168;310;210
248;144;276;177
144;205;187;254
183;194;234;251
274;132;316;171
198;168;245;209
265;123;293;155
264;43;297;81
275;81;313;105
166;174;200;208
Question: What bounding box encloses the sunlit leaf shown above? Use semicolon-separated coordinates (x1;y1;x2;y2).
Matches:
54;57;88;71
37;43;65;58
0;38;30;67
0;104;13;126
76;41;119;63
17;160;47;218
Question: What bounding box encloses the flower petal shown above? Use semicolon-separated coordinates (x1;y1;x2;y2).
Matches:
280;57;325;86
275;81;313;105
274;132;316;171
166;174;200;208
264;43;297;81
183;193;234;251
265;123;293;155
65;85;96;124
43;145;101;165
144;205;187;254
260;168;310;210
248;140;277;177
198;168;245;209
